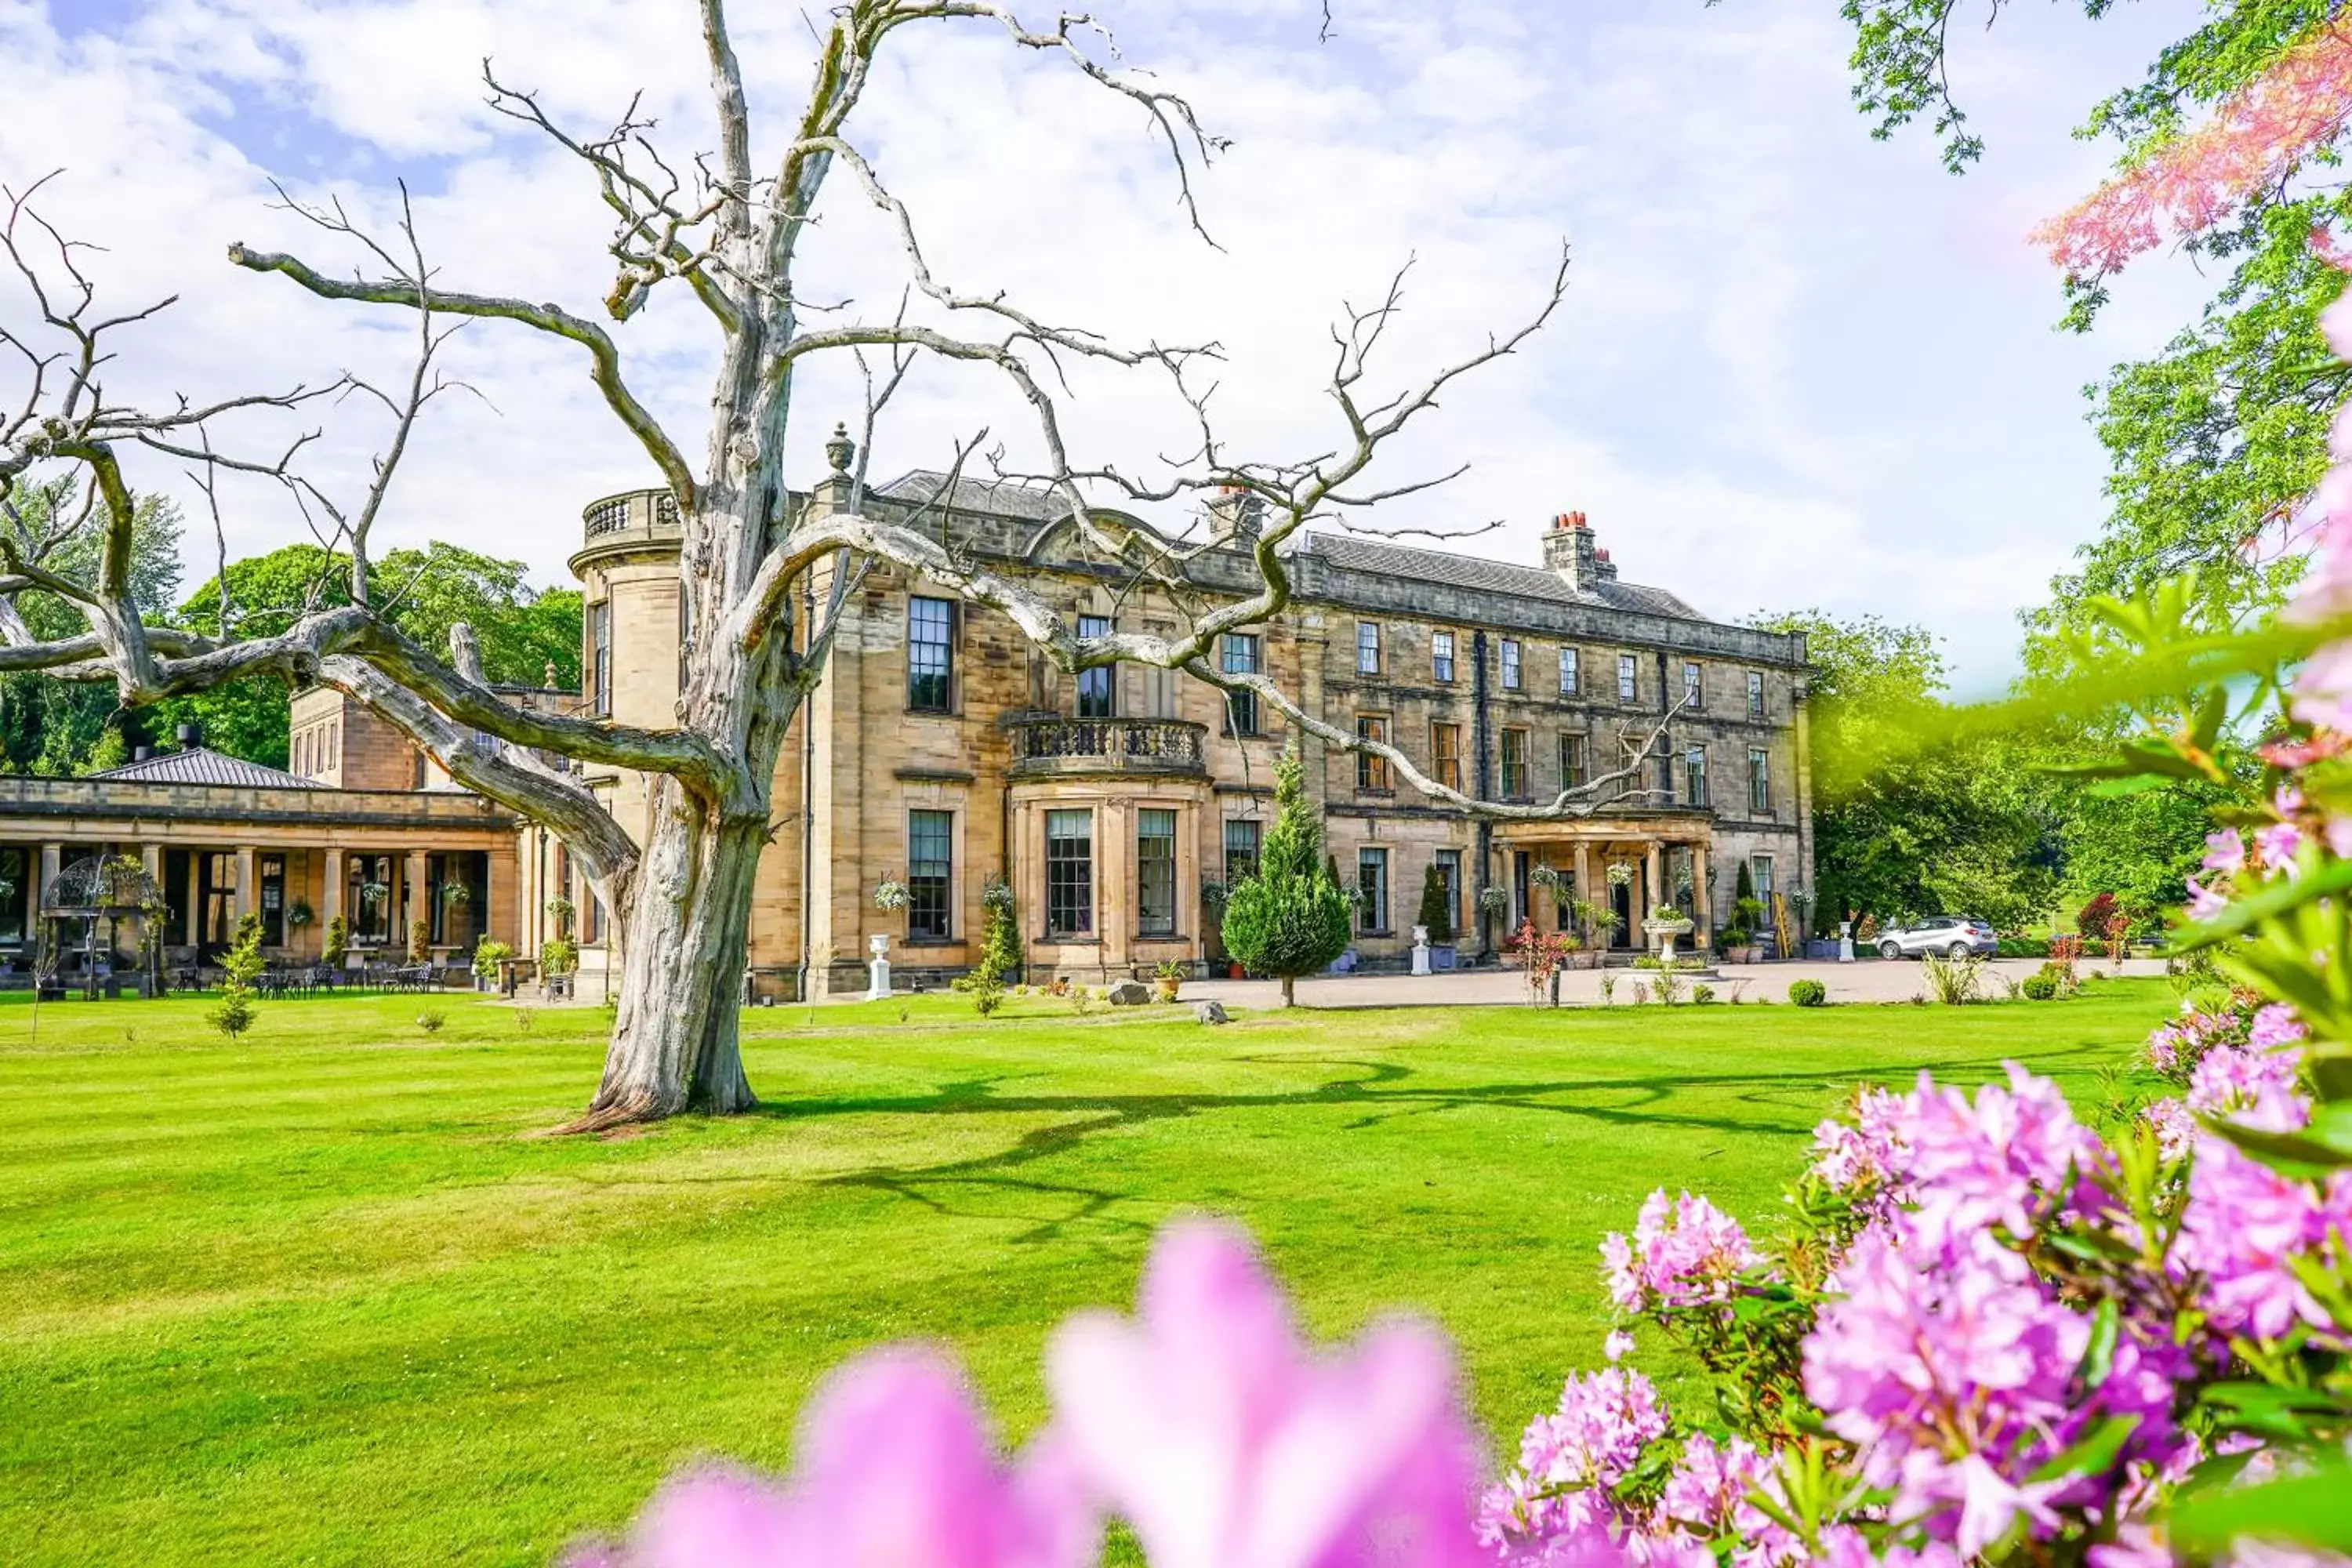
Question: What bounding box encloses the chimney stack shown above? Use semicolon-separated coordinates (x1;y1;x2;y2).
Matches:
132;746;151;763
1205;485;1265;548
1542;510;1602;591
175;721;201;750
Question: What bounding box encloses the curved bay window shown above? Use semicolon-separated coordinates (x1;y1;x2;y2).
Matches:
1044;809;1094;937
1136;809;1177;938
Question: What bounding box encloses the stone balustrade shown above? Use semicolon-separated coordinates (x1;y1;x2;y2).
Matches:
1006;717;1207;779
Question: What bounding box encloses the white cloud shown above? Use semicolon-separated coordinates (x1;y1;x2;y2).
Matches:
0;0;2224;686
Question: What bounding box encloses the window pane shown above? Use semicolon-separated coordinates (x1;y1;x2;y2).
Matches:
590;602;612;718
1137;808;1177;936
1223;818;1261;884
1356;715;1391;791
1560;648;1578;695
909;810;953;938
1432;722;1461;792
1076;614;1114;718
1617;653;1637;702
1434;849;1461;935
1748;670;1765;720
1749;748;1771;814
1357;848;1388;934
1501;728;1528;798
1685;746;1707;807
1500;638;1521;690
1560;732;1588;787
1357;622;1380;676
1045;809;1093;935
909;597;954;711
1432;630;1454;683
1751;855;1775;899
1220;633;1260;735
1683;662;1701;707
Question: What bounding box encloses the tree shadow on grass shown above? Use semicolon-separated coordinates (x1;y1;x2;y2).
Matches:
787;1040;2114;1243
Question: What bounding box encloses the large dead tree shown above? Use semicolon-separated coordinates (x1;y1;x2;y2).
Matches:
1;1;1678;1128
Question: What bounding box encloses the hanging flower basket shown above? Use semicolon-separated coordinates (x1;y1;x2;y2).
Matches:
873;878;911;913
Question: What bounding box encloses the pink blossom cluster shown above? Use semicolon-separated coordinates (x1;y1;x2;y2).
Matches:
1600;1192;1764;1312
2176;1141;2352;1346
2186;1041;2310;1131
1803;1221;2183;1557
568;1220;1486;1568
1808;1087;1906;1201
1893;1065;2103;1254
2143;999;2249;1081
2032;24;2352;278
1477;1376;1797;1568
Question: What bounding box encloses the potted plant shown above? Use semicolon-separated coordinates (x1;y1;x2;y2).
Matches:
472;938;514;992
1642;902;1696;964
873;877;911;913
1567;898;1618;967
1153;959;1185;1004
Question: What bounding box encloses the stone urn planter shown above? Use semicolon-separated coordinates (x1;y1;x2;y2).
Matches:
1642;916;1697;966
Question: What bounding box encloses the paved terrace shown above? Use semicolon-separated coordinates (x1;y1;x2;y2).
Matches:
1184;956;2171;1009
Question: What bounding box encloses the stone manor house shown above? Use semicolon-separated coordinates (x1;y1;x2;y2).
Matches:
0;446;1813;997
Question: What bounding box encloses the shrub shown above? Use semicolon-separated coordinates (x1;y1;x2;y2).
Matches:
954;878;1020;1017
416;1010;446;1033
2021;972;2059;1000
322;915;349;967
1597;972;1617;1007
471;938;513;982
1218;742;1352;1005
540;937;579;977
1415;865;1454;945
408;918;430;964
1788;978;1826;1007
207;923;264;1039
2074;890;2118;940
1921;951;1984;1005
1691;983;1716;1005
1650;971;1686;1006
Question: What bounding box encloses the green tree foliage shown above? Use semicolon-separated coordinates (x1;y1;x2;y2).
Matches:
0;479;184;775
151;542;584;768
1751;610;2059;931
1415;864;1454;944
207;920;264;1039
1218;742;1352;1005
1841;0;2350;638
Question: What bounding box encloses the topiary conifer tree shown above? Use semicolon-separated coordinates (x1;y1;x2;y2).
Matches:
1219;741;1352;1007
1416;865;1454;945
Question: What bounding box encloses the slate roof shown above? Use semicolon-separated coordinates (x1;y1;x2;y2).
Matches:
1295;532;1704;621
877;470;1083;523
877;468;1708;622
90;746;322;789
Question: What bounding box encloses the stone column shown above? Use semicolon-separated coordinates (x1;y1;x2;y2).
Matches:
1642;840;1663;950
1692;842;1711;948
481;848;498;952
1097;799;1130;978
1573;841;1592;942
233;846;257;924
405;850;429;955
183;852;201;949
321;848;344;927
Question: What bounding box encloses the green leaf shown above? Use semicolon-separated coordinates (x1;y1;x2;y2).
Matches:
2172;1456;2352;1552
2027;1414;2139;1484
2074;1299;2121;1391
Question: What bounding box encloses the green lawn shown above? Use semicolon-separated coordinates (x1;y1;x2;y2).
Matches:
0;982;2176;1566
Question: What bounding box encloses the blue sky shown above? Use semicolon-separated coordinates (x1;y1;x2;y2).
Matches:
2;0;2216;691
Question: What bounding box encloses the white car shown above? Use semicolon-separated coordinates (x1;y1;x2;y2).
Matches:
1875;916;1998;960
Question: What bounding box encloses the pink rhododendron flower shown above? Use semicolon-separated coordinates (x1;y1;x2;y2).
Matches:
2187;1044;2310;1132
1893;1065;2102;1254
2249;1004;2308;1050
2183;873;2229;919
2143;1098;2198;1163
1045;1218;1486;1568
2204;828;2248;877
1655;1434;1798;1567
2254;821;2305;872
1479;1367;1666;1561
1600;1330;1635;1364
1809;1087;1907;1199
570;1349;1091;1568
2033;24;2352;277
1601;1192;1762;1312
2177;1141;2352;1344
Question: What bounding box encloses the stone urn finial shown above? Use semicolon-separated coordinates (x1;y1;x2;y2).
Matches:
826;421;856;479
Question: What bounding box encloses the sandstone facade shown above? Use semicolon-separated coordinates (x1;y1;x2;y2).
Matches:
529;459;1815;999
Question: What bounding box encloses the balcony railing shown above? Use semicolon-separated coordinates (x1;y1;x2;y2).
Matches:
1008;717;1207;778
579;488;682;545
